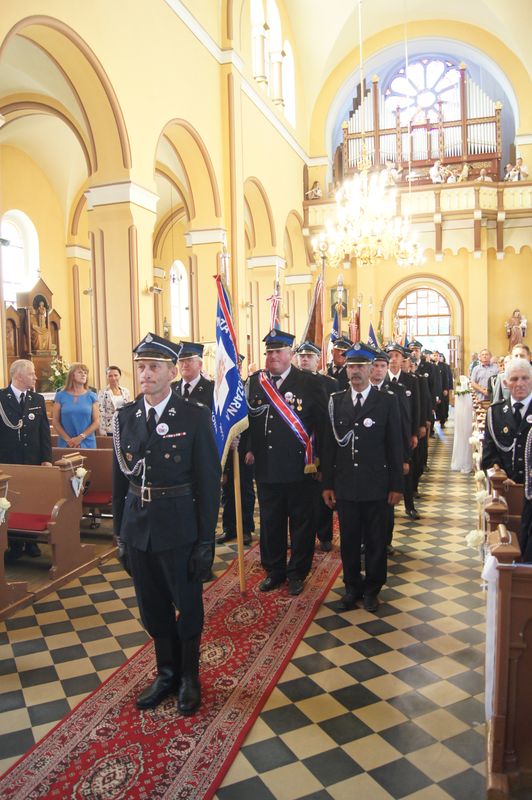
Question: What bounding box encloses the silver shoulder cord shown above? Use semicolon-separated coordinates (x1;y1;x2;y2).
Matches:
525;426;532;501
112;412;146;483
328;395;356;459
486;406;516;454
0;400;23;432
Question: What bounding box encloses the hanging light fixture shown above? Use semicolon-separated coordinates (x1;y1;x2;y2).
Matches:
312;0;421;269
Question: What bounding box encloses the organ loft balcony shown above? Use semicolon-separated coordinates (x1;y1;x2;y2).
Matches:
303;179;532;262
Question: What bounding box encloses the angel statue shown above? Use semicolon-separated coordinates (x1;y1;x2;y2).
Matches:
505;309;527;352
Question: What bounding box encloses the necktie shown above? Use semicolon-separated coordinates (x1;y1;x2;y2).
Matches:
513;402;524;425
183;383;191;398
19;392;25;416
354;392;363;409
146;407;157;436
271;375;281;388
392;376;397;383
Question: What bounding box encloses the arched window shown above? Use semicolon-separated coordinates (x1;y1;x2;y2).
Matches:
396;287;451;357
170;260;190;338
250;0;296;125
385;58;461;125
283;40;296;127
0;210;40;306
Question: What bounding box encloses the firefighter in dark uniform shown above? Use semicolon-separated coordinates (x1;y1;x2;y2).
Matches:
481;358;532;560
385;342;421;519
245;329;328;596
295;340;338;552
370;348;411;551
327;335;352;390
173;341;215;407
321;342;403;612
0;358;52;560
408;341;433;480
435;352;453;428
112;333;221;715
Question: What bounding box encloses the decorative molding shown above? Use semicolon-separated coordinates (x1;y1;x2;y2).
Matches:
515;134;532;147
66;245;91;261
85;182;159;212
153;267;166;279
184;228;227;246
307;156;329;167
163;0;244;71
246;255;286;270
285;274;313;285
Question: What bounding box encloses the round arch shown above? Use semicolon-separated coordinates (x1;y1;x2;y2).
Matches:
284;210;309;271
244;176;277;251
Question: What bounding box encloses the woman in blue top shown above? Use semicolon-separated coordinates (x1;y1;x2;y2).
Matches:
52;363;100;448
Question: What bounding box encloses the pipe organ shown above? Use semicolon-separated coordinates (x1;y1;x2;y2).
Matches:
340;64;502;182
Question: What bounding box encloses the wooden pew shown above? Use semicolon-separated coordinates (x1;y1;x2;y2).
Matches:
0;470;31;614
52;447;113;527
486;465;525;536
484;523;532;798
0;455;95;580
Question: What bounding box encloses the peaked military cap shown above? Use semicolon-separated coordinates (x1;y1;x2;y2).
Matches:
295;340;321;356
331;335;352;352
373;348;391;362
178;341;204;359
345;341;381;363
133;333;181;363
407;339;423;350
263;329;295;351
385;342;407;356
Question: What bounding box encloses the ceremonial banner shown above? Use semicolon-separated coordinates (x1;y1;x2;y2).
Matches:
266;280;281;331
368;322;378;347
331;306;339;342
212;275;248;469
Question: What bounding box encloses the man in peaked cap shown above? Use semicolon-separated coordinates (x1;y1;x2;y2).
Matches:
295;340;338;553
321;341;403;612
112;332;220;716
245;329;328;596
327;335;352;391
173;341;215;409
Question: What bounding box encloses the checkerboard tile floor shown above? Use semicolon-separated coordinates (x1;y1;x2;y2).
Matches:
0;423;494;799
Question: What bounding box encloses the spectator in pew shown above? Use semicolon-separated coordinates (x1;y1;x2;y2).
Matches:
503;163;514;182
482;358;532;561
476;168;493;182
98;366;131;435
470;348;498;402
112;333;220;715
52;363;100;449
510;157;529;181
0;359;52;560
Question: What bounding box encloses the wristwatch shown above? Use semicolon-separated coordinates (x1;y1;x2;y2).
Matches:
80;433;86;439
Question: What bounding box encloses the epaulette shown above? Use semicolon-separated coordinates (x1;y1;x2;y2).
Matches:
121;400;137;410
387;390;394;396
331;389;348;397
490;399;506;407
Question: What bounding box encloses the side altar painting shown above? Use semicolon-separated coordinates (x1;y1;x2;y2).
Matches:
5;277;61;391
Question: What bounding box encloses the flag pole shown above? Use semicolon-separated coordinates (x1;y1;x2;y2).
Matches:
232;447;246;593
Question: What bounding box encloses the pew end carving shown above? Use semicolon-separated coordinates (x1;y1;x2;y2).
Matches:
0;470;31;614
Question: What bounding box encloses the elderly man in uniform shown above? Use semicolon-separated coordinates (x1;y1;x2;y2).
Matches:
173;341;214;407
295;340;338;552
0;359;52;560
112;333;220;715
482;358;532;561
245;330;327;596
327;335;352;390
322;342;403;612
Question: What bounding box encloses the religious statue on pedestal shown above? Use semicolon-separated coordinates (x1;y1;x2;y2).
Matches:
30;297;54;352
505;308;527;352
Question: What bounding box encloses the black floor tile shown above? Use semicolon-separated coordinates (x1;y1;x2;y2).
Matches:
292;653;335;675
90;651;128;671
451;648;485;669
370;757;432;797
278;676;323;703
330;684;380;711
89;591;119;603
5;615;37;631
28;698;71;726
0;689;25;713
215;777;277;800
101;610;134;624
33;601;63;613
393;665;441;689
439;767;486;799
446;697;485;726
11;638;48;658
50;644;87;664
0;657;16;675
388;691;439;719
403;622;442;641
319;713;373;745
304;632;343;652
19;665;59;687
60;673;101;697
241;737;297;773
399;642;441;663
448;670;485;695
350;638;391;658
315;615;351;632
357;619;396;636
77;626;112;643
79;574;107;586
40;621;75;637
115;631;149;649
303;747;362;785
261;705;312;735
341;659;386;682
407;605;444;622
57;586;85;599
65;605;98;620
443;729;485;764
380;720;437;754
0;728;35;759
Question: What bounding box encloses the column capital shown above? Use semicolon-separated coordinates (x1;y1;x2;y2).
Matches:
184;228;228;247
246;255;286;270
66;245;91;261
85;182;159;213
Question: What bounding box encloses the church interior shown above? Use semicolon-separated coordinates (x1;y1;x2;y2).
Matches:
0;1;531;798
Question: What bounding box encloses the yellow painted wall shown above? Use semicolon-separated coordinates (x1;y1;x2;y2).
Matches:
488;246;532;356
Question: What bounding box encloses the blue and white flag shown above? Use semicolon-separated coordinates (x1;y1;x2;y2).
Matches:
331;307;339;342
212;275;249;468
368;322;378;348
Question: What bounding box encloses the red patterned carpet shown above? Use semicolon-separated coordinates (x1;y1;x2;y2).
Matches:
0;542;341;799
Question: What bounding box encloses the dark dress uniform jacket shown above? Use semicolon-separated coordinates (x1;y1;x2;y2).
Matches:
0;387;52;465
112;395;221;552
481;398;532;483
397;370;421;435
327;364;349;391
322;387;403;502
173;376;214;409
380;379;411;462
247;366;327;482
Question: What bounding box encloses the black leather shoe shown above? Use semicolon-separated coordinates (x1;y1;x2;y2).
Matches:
341;592;361;610
25;543;42;558
201;570;215;583
319;540;332;552
288;578;304;596
177;636;201;716
216;531;236;545
259;575;285;592
363;594;379;612
243;533;252;545
136;672;177;709
406;509;420;520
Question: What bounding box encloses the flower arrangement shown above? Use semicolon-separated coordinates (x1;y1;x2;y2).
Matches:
0;496;11;524
466;529;485;549
71;466;88;497
50;355;70;390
